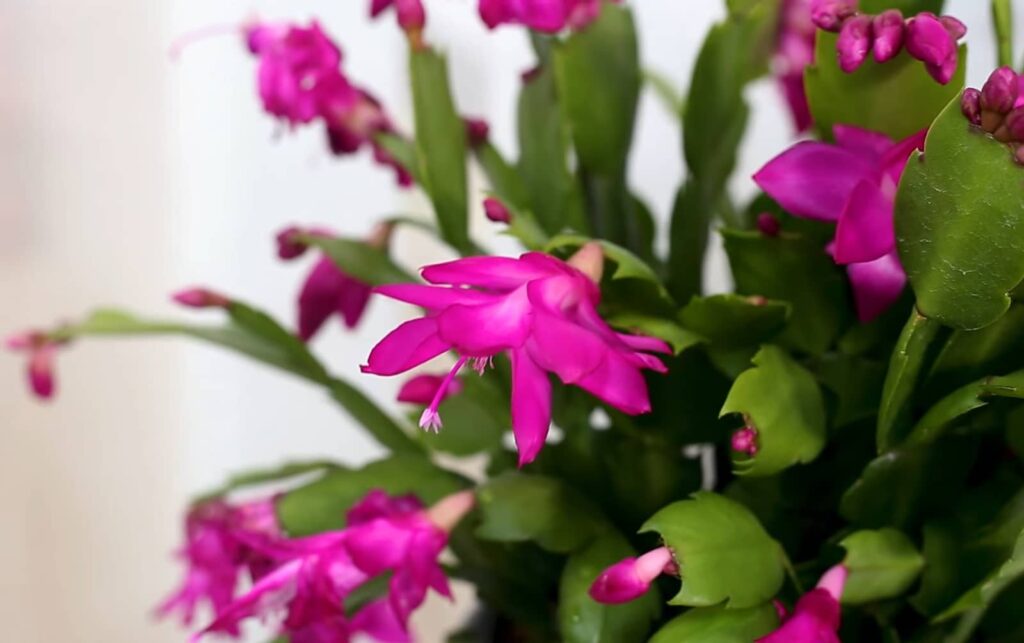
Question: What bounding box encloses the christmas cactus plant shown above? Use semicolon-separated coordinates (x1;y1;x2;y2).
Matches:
11;0;1024;641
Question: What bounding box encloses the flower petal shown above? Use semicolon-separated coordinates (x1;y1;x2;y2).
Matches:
375;283;495;310
847;251;907;322
833;180;894;264
525;307;607;384
351;599;409;643
510;349;552;466
575;350;651;415
833;124;893;159
436;287;532;355
297;257;348;341
363;318;449;376
421;255;560;291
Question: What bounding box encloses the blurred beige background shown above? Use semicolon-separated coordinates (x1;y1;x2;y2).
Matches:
0;0;1006;641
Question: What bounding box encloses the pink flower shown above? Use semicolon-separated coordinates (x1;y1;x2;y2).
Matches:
277;224;393;341
478;0;619;33
370;0;427;32
397;373;465;406
776;0;816;132
158;498;282;632
6;331;62;400
362;244;671;465
757;564;848;643
589;546;675;604
753;125;925;321
172;287;232;309
191;490;475;643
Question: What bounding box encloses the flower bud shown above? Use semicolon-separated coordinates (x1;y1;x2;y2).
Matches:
837;15;873;73
872;10;905;63
464;117;490;148
395;0;426;31
961;87;982;126
172;288;231;309
483;197;511;224
567;242;605;284
811;0;858;32
731;426;759;456
276;226;309;260
756;213;781;237
589;547;674;604
1005;108;1024;142
982;66;1019;114
939;15;967;40
905;12;955;68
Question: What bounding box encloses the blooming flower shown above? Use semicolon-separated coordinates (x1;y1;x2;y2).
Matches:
362;244;671;465
776;0;816;132
6;331;63;400
277;224;393;341
757;564;848;643
158;498;282;632
589;546;675;604
753;125;925;321
190;489;475;643
397;373;465;406
478;0;619;33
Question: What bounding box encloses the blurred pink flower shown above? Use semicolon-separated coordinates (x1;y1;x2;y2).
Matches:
758;565;848;643
589;546;675;604
397;373;465;406
478;0;619;33
6;331;62;400
776;0;816;132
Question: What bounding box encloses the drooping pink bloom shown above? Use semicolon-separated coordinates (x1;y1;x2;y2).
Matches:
753;125;925;321
478;0;619;33
191;489;475;643
158;498;282;631
776;0;816;132
362;244;671;465
397;373;464;406
277;224;393;341
589;546;675;604
757;564;848;643
6;331;63;400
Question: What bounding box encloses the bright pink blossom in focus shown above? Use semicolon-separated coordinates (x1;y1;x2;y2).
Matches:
397;373;465;406
362;244;670;465
754;125;925;322
757;564;848;643
478;0;619;33
6;331;62;400
589;546;675;604
776;0;816;132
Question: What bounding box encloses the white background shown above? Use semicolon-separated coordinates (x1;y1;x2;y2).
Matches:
0;1;1012;640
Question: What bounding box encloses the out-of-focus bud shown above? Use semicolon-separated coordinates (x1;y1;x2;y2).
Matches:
483;197;512;224
811;0;858;32
172;288;232;309
837;15;873;73
756;213;782;237
872;10;905;63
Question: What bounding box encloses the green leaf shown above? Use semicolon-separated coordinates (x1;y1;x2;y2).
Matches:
475;473;606;554
805;32;965;140
502;200;551;251
905;369;1024;447
928;303;1024;393
193;460;342;505
472;141;529;209
648;604;780;643
936;528;1024;623
876;309;944;452
679;294;789;349
860;0;943;12
299;234;416;286
643;67;684;118
840;528;925;605
276;454;468;536
816;354;887;429
409;48;470;253
414;375;509;456
606;313;705;355
722;229;850;355
897;94;1024;330
552;2;639;176
557;533;660;643
373;132;421;185
720;345;827;476
546;234;673;306
642;492;785;608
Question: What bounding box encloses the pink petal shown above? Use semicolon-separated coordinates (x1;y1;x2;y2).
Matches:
344;520;412;575
833;125;893;159
192;560;303;641
298;258;349;341
753;142;877;221
421;255;560;291
589;547;672;604
833;180;894;264
575;350;651;415
525;306;607;384
613;332;673;354
351;599;409;643
509;349;552;466
375;283;495;310
28;345;56;400
363;318;449;376
881;129;926;184
370;0;394;18
436;288;532;356
847;251;907;322
757;589;841;643
397;374;463;405
522;0;569;32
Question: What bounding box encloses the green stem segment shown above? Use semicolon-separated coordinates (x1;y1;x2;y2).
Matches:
992;0;1014;69
876;309;943;452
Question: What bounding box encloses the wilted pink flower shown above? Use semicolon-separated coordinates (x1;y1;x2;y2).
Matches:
776;0;816;132
277;224;393;341
589;546;675;604
479;0;619;33
397;373;465;406
172;288;232;310
191;489;474;643
363;244;670;465
158;498;282;631
754;125;925;321
6;331;62;400
757;564;848;643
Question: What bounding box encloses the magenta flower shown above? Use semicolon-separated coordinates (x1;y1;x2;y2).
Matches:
6;331;62;400
589;546;675;604
277;224;393;341
478;0;619;33
362;244;670;465
158;498;282;632
753;125;925;321
776;0;816;132
757;564;848;643
191;489;475;643
397;373;465;406
172;287;232;310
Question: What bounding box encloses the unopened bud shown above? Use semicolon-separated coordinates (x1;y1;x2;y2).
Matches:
395;0;426;32
464;117;490;148
567;242;604;284
172;288;231;309
982;66;1019;114
276;226;309;260
961;88;982;126
731;426;759;456
756;213;781;237
837;15;873;73
939;15;967;40
1006;108;1024;142
483;197;511;224
426;490;476;533
811;0;858;32
872;10;905;63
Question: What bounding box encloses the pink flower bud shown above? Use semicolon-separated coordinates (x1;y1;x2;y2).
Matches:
464;117;490;147
905;12;958;84
1014;145;1024;166
567;242;605;284
961;88;982;126
395;0;426;31
756;213;781;237
276;226;309;260
731;426;759;456
172;288;232;309
483;197;512;224
939;15;967;40
982;66;1020;114
811;0;858;32
589;547;674;604
837;15;873;73
871;10;905;63
28;345;57;399
1005;108;1024;142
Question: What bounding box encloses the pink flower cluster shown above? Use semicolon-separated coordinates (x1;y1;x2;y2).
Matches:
162;489;474;643
812;1;966;83
478;0;619;33
962;66;1024;164
244;20;412;186
362;244;670;465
